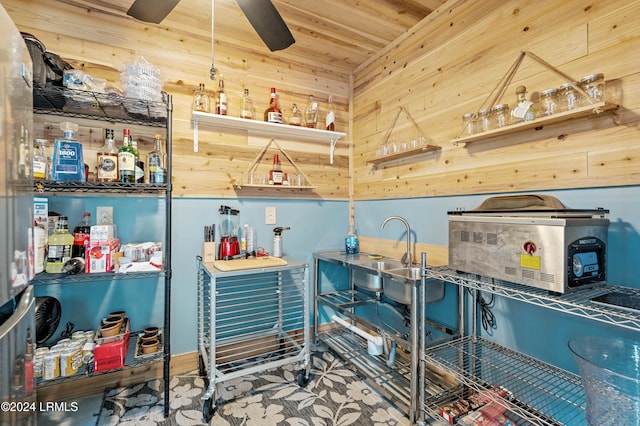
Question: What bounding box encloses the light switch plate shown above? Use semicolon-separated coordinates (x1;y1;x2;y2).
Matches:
265;206;276;225
96;206;114;225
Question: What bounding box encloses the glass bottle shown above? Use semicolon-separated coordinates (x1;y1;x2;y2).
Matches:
491;104;510;128
46;216;74;273
325;95;335;131
240;88;253;119
580;73;606;104
540;88;559;116
345;225;359;254
304;95;318;128
97;129;118;182
559;83;578;112
289;103;302;126
512;85;536;123
264;87;283;123
131;138;144;183
52;121;85;181
461;113;476;136
476;108;491;132
148;133;166;184
33;139;48;180
268;154;283;185
215;75;227;115
193;83;210;112
72;212;92;259
118;128;138;183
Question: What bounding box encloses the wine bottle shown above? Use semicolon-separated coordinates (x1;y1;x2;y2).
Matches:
264;87;283;124
216;75;227;115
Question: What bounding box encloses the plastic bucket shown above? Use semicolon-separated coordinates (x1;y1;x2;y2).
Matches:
569;336;640;425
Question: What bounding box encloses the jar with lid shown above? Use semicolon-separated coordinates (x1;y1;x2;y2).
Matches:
476;108;492;132
579;73;605;104
490;104;510;128
461;113;476;136
559;83;578;112
539;88;559;116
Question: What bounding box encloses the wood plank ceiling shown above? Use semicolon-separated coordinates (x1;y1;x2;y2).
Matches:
58;0;447;73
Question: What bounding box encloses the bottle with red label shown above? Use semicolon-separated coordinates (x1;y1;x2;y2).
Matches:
72;212;93;259
269;154;283;185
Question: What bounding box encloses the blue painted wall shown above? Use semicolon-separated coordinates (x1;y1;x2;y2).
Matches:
355;186;640;373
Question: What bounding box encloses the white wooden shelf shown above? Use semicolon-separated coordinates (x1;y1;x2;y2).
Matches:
192;111;346;163
452;101;619;146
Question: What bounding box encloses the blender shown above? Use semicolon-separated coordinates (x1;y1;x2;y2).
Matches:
218;205;240;260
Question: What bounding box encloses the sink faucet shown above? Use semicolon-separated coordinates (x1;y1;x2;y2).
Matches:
381;215;412;266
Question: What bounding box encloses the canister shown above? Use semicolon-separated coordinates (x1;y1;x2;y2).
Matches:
34;347;49;378
580;73;605;103
60;342;83;376
461;112;476;136
559;83;578;112
43;350;61;380
476;108;491;132
490;104;510;128
540;88;559;116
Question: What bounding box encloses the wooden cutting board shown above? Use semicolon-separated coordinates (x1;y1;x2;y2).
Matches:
212;256;288;271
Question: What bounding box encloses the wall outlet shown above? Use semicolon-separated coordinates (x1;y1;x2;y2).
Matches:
265;206;276;225
96;206;114;225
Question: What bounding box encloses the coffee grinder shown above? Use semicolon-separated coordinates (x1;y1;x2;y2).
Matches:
218;205;240;260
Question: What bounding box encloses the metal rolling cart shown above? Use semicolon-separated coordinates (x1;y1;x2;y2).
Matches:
196;256;311;422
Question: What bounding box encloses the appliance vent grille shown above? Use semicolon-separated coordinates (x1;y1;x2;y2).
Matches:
487;233;498;245
505;266;517;276
461;231;469;242
473;232;483;243
522;269;535;279
540;273;555;283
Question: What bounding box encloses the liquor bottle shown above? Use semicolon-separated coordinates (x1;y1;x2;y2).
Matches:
326;95;335;131
193;83;210;112
240;88;253;119
148;133;167;184
304;95;318;128
268;154;283;185
264;87;283;123
52;121;85;181
289;103;302;126
118;128;138;183
33;138;48;180
512;85;537;123
131;138;145;183
46;216;74;273
215;75;228;115
72;212;92;259
96;129;118;182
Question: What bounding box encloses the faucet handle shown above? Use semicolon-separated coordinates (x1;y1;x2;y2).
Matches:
401;252;409;265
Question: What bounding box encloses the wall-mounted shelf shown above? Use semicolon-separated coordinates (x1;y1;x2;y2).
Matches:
452;102;619;146
366;143;441;165
233;183;317;190
192;111;346;164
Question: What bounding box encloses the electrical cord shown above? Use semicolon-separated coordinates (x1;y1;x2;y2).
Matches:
477;292;496;331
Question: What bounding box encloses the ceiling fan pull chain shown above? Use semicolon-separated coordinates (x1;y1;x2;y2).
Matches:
210;0;216;80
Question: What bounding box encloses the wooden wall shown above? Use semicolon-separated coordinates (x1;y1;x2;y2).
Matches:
4;0;351;200
352;0;640;200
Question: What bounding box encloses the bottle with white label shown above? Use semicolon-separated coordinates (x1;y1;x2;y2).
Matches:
46;216;74;273
52;122;85;181
33;139;48;180
264;88;283;124
118;129;138;183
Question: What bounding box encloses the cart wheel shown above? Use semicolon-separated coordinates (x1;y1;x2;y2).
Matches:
202;397;217;423
297;369;310;387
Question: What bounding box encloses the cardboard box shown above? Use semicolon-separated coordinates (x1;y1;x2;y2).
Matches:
441;386;512;425
94;317;130;373
86;238;120;273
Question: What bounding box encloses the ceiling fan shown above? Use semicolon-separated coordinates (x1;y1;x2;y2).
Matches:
127;0;295;51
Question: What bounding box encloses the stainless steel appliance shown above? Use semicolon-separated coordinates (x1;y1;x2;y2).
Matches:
0;4;36;424
448;195;609;294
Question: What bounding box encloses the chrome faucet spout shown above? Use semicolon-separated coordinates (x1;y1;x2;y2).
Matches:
381;215;411;266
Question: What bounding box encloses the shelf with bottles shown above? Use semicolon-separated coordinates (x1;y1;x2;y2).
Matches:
451;51;620;147
451;101;619;146
34;180;168;194
33;84;168;127
232;138;317;190
367;106;440;166
191;111;346;163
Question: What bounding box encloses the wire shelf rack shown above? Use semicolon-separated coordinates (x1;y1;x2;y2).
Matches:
34;180;168;194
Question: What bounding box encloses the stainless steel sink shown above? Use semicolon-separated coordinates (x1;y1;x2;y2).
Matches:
350;259;403;291
383;267;445;305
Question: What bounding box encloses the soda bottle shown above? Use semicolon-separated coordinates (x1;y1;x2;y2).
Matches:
72;212;92;259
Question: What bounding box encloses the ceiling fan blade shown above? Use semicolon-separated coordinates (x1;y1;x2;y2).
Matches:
127;0;180;24
236;0;295;51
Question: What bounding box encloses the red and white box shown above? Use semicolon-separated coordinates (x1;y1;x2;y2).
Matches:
94;317;131;373
86;238;120;273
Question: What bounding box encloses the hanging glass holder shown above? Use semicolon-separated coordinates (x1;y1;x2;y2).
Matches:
367;106;440;165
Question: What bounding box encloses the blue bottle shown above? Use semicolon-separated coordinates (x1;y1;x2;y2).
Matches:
51;121;85;181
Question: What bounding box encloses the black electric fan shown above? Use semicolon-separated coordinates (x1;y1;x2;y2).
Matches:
35;296;62;344
126;0;295;51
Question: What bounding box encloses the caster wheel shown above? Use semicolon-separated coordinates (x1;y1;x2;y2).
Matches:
202;397;217;423
297;369;310;387
198;355;206;377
